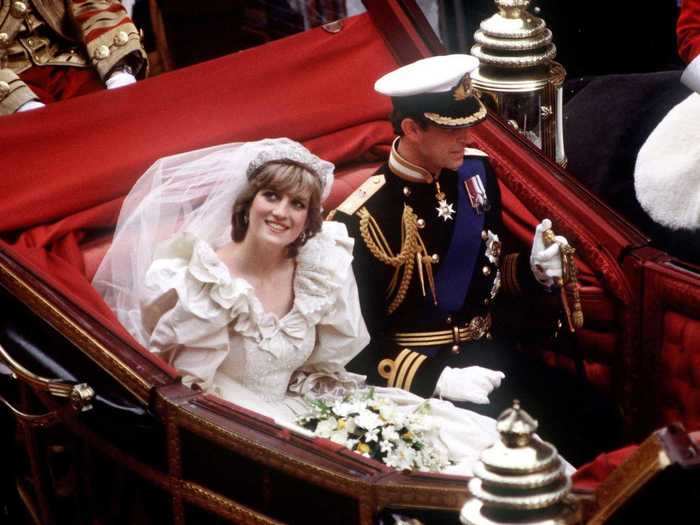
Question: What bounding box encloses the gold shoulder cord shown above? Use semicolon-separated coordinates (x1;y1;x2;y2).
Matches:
358;205;436;314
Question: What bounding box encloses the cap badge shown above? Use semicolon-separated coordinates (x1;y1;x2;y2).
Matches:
453;77;472;101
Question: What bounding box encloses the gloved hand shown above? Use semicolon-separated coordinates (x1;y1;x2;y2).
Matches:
105;70;137;90
16;99;45;112
530;218;568;288
681;56;700;94
434;366;505;403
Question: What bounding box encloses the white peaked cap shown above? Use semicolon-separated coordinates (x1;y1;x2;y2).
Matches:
375;54;480;96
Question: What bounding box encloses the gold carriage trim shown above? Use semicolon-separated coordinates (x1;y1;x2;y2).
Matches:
424;105;487;127
393;314;492;347
378;348;428;391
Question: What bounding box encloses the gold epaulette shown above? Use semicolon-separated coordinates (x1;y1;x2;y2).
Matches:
335;174;386;216
378;349;428;392
464;147;489;157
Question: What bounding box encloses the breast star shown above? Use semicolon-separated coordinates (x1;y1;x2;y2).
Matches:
436;199;455;221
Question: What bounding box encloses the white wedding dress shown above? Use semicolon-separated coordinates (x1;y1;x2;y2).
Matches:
141;221;499;475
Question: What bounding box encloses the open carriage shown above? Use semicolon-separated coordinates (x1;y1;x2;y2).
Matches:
1;1;699;524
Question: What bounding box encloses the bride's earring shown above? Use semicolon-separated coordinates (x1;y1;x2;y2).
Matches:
243;213;249;225
298;231;307;244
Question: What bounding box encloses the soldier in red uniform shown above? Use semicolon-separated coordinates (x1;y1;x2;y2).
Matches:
0;0;147;115
632;0;700;263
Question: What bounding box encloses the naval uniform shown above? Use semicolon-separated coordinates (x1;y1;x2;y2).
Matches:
332;142;534;397
332;141;623;465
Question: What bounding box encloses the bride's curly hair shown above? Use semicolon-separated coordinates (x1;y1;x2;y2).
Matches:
231;160;323;258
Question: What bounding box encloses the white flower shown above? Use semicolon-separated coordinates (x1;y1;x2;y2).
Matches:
381;425;400;442
378;402;394;418
298;390;450;472
379;440;394;455
344;418;357;434
379;403;407;426
332;403;352;418
330;429;349;444
332;400;361;417
364;428;380;443
315;417;337;438
355;409;383;431
384;441;417;470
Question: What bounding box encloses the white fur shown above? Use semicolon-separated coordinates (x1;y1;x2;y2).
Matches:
634;92;700;230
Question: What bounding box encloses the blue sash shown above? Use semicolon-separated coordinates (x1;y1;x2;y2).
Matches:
434;159;487;313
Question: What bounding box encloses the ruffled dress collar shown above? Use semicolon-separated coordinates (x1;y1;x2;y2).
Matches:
161;222;354;358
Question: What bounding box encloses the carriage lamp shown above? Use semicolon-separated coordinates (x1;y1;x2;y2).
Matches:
470;0;567;166
460;401;582;525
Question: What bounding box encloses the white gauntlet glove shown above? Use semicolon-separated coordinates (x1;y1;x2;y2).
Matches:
105;70;137;90
529;219;568;288
434;366;505;404
16;100;45;112
681;56;700;94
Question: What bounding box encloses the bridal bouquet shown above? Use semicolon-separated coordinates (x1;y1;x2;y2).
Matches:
297;389;450;472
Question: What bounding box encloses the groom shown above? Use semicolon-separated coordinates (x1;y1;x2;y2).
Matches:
331;54;621;464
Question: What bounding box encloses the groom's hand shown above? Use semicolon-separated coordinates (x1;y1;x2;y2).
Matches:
530;218;568;288
434;366;505;403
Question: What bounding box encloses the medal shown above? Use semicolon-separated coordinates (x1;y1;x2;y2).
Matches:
434;181;455;221
464;174;489;214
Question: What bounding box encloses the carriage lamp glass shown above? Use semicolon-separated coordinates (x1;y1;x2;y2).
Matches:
470;0;567;166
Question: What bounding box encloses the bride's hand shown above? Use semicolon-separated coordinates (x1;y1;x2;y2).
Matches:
434;366;505;403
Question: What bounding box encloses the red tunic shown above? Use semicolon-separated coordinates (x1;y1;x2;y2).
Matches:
678;0;700;64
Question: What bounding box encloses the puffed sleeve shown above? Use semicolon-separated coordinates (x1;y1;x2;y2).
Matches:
146;290;231;391
141;234;245;391
288;222;370;397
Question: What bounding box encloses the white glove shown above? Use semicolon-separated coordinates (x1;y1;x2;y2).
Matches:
434;366;505;404
16;100;45;112
681;55;700;94
105;70;137;90
530;218;568;288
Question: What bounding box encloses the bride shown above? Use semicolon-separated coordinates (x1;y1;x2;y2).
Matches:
93;138;499;474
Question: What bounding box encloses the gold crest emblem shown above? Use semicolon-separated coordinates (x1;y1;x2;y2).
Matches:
452;77;472;101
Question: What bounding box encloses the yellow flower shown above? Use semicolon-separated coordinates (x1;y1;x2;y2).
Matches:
402;431;414;441
356;443;371;454
337;419;346;430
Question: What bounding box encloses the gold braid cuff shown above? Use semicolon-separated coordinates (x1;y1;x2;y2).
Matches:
378;349;428;391
358;205;420;314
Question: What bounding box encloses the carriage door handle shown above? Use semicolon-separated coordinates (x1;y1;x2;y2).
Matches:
0;342;95;422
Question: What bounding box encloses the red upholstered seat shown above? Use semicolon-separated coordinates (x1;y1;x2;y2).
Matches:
496;163;618;394
659;311;700;431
